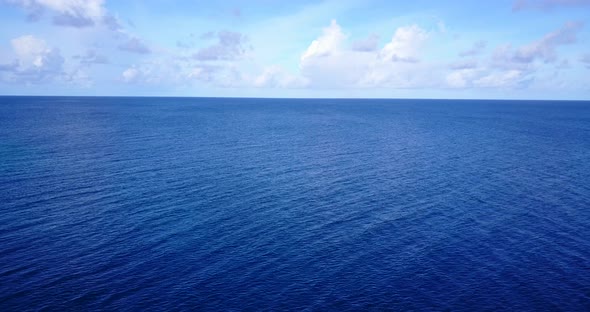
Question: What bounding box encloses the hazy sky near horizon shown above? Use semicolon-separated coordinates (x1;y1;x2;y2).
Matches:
0;0;589;99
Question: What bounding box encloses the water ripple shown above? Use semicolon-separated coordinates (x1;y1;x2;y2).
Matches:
1;97;589;311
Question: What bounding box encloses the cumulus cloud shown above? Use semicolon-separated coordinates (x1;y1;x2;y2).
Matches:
193;31;249;61
5;0;119;28
459;41;487;57
301;20;346;62
298;20;434;89
11;35;62;68
118;37;151;54
580;54;590;68
513;0;590;11
299;20;369;87
443;23;579;89
493;21;582;67
357;25;432;88
379;25;428;63
1;35;64;83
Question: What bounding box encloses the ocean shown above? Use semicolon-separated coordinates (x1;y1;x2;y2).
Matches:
1;96;589;311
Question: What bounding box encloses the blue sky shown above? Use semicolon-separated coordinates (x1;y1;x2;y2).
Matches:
0;0;589;99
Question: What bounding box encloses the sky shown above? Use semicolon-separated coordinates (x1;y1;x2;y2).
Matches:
0;0;589;99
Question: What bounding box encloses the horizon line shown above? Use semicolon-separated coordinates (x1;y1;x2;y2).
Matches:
0;94;589;102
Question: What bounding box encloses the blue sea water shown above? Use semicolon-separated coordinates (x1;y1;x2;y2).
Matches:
1;96;589;311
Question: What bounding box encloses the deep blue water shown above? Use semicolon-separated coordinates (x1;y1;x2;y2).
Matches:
1;96;590;311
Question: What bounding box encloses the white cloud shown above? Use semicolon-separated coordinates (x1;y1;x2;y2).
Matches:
298;20;436;89
252;66;309;88
493;21;582;66
187;66;215;82
120;58;245;87
446;68;481;88
446;67;530;90
300;20;346;62
445;22;582;90
121;61;185;85
12;35;52;66
2;35;64;83
360;62;441;88
358;25;435;88
301;51;372;88
474;70;529;88
299;20;370;88
379;25;428;63
122;67;139;83
6;0;116;28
